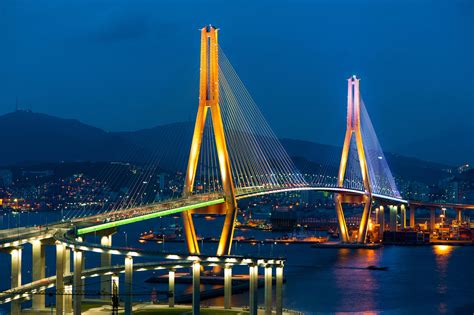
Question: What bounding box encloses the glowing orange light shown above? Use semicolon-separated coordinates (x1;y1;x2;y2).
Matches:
434;245;453;256
181;25;238;256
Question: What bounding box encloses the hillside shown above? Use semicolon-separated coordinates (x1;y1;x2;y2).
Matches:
0;111;452;184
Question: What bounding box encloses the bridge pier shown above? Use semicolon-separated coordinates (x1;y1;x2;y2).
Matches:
430;208;436;231
334;194;349;243
456;208;462;223
64;248;72;314
379;205;385;237
192;261;201;315
224;265;232;309
100;234;113;299
10;247;22;315
410;205;416;228
56;242;66;315
374;207;380;240
73;248;83;315
77;236;86;300
124;255;133;315
64;284;73;314
31;240;45;310
249;264;258;315
264;265;273;315
168;269;175;307
389;205;397;231
400;205;406;229
276;265;283;315
357;196;372;243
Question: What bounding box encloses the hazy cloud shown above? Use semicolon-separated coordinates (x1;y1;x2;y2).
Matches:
92;13;151;43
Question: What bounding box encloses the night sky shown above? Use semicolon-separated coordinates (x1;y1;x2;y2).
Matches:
2;0;473;164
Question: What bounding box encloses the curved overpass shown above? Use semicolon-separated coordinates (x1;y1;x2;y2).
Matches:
1;228;285;307
56;229;284;265
0;261;186;305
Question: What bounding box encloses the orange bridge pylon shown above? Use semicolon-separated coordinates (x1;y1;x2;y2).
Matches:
182;25;238;256
335;76;373;243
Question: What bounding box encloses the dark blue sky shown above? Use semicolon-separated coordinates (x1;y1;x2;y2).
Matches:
2;0;473;164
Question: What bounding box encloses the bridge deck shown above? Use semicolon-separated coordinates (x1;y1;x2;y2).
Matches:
3;186;471;239
76;186;407;235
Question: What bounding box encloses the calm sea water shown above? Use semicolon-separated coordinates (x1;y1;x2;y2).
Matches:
0;213;473;314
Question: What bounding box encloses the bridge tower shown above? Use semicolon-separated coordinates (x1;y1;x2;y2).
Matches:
182;25;238;256
335;76;373;243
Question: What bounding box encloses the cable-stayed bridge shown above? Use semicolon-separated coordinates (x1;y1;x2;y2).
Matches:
21;26;404;253
1;25;473;315
65;26;406;254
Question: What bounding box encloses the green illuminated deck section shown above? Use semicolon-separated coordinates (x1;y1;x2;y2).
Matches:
77;198;225;235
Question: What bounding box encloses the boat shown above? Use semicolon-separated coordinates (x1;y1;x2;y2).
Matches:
367;265;388;271
139;224;184;242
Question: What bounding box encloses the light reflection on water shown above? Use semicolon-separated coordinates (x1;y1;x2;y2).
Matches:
333;249;380;314
433;245;456;314
0;215;473;314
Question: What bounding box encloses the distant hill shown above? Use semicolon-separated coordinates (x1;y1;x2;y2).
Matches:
115;122;194;171
0;110;452;184
0;110;129;164
396;123;474;166
281;139;451;184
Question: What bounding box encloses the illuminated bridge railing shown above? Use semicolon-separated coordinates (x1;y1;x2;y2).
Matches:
75;193;225;235
235;185;407;203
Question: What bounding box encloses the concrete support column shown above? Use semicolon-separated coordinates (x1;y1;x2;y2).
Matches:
275;265;283;315
31;240;45;310
124;256;133;315
10;247;22;315
100;235;112;299
73;249;83;315
79;237;86;299
77;236;86;300
224;265;232;309
64;284;72;314
430;208;436;231
456;208;462;223
389;205;397;232
375;207;379;225
264;266;273;315
168;269;175;308
249;264;258;315
400;205;406;229
410;205;415;228
379;205;385;235
64;248;72;314
192;261;201;315
56;242;66;315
